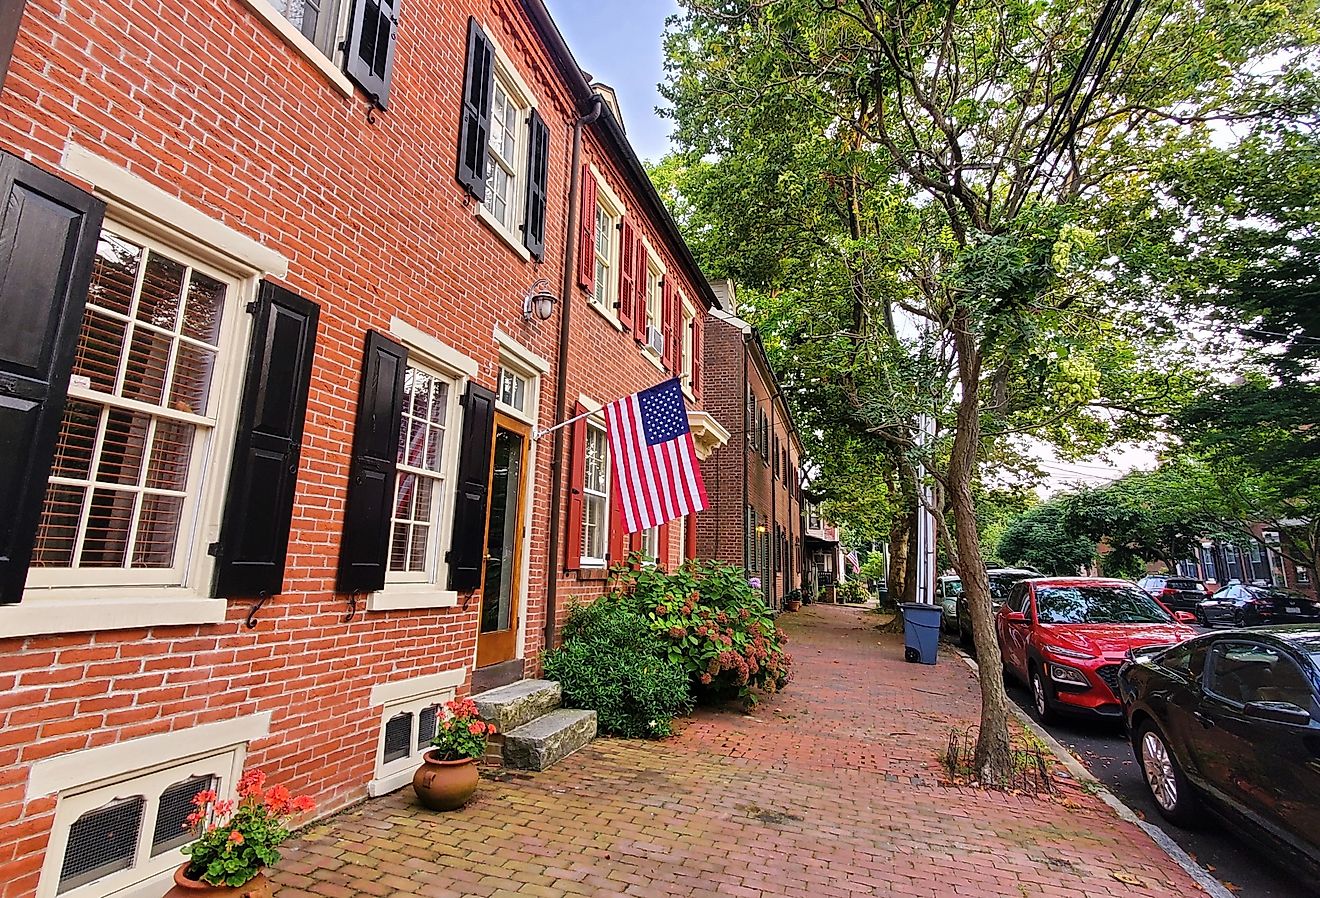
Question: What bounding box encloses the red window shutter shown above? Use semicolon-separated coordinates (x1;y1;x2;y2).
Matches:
685;513;698;561
691;312;704;400
608;492;625;568
661;276;675;370
628;529;643;570
618;218;635;329
576;168;597;292
657;520;670;569
565;401;588;571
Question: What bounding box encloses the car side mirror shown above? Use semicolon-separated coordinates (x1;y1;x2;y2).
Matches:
1004;610;1027;624
1174;611;1197;624
1244;701;1313;726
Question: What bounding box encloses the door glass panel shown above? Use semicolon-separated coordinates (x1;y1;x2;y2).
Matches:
481;428;525;634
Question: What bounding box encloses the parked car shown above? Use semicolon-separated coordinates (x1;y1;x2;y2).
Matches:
996;577;1198;721
1198;583;1320;628
1117;627;1320;879
1136;574;1212;612
955;567;1041;648
938;575;963;632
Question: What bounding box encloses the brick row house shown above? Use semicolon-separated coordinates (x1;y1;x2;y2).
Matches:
1170;526;1316;599
0;0;729;894
696;280;805;610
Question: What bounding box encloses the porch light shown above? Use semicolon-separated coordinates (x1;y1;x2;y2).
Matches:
523;278;558;322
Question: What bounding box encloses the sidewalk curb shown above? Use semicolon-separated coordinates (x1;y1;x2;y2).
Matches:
956;651;1232;898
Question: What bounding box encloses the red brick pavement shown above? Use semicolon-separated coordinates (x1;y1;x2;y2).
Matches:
269;604;1206;897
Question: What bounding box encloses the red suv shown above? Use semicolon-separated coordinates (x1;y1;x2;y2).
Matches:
996;578;1198;721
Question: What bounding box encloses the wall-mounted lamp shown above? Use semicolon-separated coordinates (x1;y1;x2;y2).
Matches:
756;525;767;534
523;278;558;322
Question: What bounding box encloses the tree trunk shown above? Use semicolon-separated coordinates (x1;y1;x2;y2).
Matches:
889;512;911;605
948;310;1015;781
903;510;919;602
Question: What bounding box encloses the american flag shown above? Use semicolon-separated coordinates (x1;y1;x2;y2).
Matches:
604;379;708;534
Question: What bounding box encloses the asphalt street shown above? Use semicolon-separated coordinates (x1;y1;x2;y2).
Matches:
1001;676;1317;898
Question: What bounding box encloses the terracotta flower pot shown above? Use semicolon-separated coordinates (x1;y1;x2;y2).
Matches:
412;751;479;811
163;864;271;898
785;599;801;612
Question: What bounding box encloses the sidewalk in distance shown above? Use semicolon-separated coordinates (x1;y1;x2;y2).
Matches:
269;605;1207;897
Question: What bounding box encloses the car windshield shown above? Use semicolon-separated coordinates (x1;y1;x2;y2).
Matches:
942;580;964;596
1035;585;1175;625
988;576;1029;599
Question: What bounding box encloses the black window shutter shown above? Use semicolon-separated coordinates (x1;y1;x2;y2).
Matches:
522;108;549;259
212;281;320;599
344;0;401;109
455;17;493;200
445;381;495;592
0;0;26;95
335;331;408;594
0;152;105;604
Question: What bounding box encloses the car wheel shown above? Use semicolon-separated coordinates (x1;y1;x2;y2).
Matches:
1234;609;1247;628
959;620;974;650
1029;665;1056;724
1195;608;1209;627
1137;722;1199;826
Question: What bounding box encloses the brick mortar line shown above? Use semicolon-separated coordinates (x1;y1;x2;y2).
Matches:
955;650;1233;898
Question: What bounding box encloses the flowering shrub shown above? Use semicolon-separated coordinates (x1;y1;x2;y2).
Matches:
429;697;497;760
181;769;314;887
544;599;692;738
613;558;793;705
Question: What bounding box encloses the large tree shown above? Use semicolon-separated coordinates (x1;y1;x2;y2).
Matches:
660;0;1314;778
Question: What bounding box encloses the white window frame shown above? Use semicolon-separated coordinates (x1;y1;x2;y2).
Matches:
473;32;539;259
3;157;286;639
586;168;626;328
1298;567;1312;585
384;359;460;586
30;713;270;898
368;669;465;796
640;526;660;567
581;418;610;568
367;319;477;612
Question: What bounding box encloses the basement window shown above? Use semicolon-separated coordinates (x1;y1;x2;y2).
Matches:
372;694;452;794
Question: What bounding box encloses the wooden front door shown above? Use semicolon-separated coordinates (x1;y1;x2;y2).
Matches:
475;413;530;668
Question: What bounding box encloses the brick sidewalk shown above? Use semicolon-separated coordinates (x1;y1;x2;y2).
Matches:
269;605;1205;897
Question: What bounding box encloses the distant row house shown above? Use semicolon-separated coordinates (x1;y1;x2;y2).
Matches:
0;0;815;895
1172;525;1316;600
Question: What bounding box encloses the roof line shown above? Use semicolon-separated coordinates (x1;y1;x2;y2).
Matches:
517;0;717;312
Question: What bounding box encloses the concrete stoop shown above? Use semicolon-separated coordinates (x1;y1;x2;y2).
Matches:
472;679;596;771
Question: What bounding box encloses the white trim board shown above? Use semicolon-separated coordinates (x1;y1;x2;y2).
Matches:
368;668;467;707
60;145;289;278
27;712;272;801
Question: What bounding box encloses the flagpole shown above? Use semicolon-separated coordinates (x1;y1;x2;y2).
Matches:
532;377;680;441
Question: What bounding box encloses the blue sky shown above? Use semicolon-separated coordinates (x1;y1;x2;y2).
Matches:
544;0;680;162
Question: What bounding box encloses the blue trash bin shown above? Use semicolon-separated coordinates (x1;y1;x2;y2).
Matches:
899;602;942;665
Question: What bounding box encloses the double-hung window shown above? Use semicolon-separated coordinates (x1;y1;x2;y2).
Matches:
581;422;609;565
268;0;343;57
31;227;240;589
387;363;459;582
640;526;660;565
645;264;663;351
680;302;695;392
480;61;537;244
592;204;615;310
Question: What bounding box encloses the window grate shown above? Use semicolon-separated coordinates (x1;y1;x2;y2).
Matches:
59;795;145;893
417;704;439;751
151;775;215;856
383;711;413;763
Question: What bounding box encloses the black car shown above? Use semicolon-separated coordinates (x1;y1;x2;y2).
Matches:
955;567;1041;648
1118;627;1320;878
1198;584;1320;628
1136;574;1211;612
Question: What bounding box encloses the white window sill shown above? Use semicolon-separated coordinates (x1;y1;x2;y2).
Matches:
235;0;355;98
642;349;666;372
369;766;419;797
682;383;695;402
1;596;229;639
586;297;624;331
474;204;532;262
580;560;608;570
367;587;460;612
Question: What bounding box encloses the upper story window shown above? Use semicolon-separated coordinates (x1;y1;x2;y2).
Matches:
592;203;616;310
31;229;239;589
269;0;342;56
388;363;459;582
680;302;695;391
483;74;529;234
581;422;609;565
645;264;663;350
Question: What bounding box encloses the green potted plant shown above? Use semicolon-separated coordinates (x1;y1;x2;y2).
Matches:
165;769;314;897
412;697;496;811
784;588;802;612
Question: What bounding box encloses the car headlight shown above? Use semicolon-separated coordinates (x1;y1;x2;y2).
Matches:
1049;663;1090;686
1041;643;1095;660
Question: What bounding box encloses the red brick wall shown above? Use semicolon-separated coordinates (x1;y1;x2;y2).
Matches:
0;0;705;891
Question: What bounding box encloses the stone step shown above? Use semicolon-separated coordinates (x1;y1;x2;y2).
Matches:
502;708;597;771
472;679;562;733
